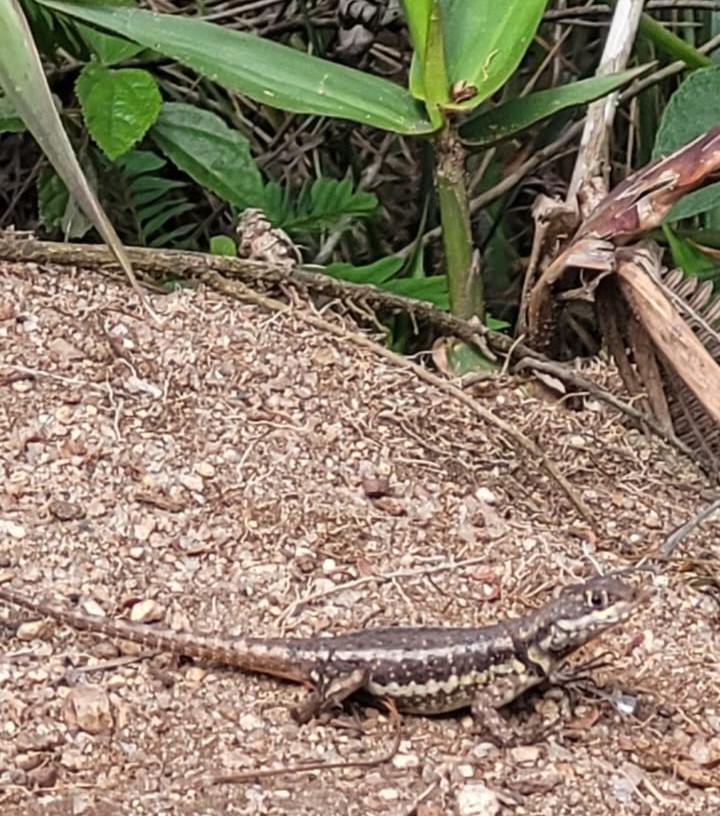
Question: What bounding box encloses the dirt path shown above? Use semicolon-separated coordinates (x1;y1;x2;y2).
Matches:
0;261;718;815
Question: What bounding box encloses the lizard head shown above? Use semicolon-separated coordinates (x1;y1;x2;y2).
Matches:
537;575;641;654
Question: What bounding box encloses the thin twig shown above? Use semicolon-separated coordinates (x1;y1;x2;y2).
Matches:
655;498;720;560
278;553;508;623
199;702;402;786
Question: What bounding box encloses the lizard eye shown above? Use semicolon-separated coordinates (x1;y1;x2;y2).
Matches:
587;588;607;609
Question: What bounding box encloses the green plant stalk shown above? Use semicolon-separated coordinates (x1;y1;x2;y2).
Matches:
636;14;712;68
435;126;483;319
638;14;711;68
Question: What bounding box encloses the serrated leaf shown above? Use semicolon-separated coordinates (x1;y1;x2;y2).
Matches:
39;0;435;135
76;63;161;160
150;101;265;209
461;66;648;147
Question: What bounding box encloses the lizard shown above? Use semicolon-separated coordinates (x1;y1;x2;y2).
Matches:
0;575;641;740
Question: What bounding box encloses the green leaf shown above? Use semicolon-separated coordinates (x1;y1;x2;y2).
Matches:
442;0;548;110
0;95;25;133
461;66;648;147
401;0;433;101
654;66;720;157
324;256;405;285
486;314;511;331
446;340;498;374
210;235;237;256
381;275;449;308
0;0;136;283
664;183;720;223
282;177;378;234
76;63;162;160
77;22;146;65
419;0;450;121
637;11;712;70
662;224;717;279
37;165;93;238
324;256;448;307
39;0;435;135
150;101;265;209
37;166;70;231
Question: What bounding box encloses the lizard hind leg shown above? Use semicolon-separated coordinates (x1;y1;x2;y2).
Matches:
292;667;370;724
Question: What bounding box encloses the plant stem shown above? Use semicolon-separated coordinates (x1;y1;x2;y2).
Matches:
436;125;483;319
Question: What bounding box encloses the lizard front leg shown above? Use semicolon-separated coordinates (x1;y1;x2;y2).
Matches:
292;666;370;724
470;691;518;747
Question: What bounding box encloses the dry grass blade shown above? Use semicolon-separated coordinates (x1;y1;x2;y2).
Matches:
616;244;720;427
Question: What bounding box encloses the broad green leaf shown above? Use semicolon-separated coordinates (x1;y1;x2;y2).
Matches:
76;63;161;160
77;22;146;65
401;0;432;73
460;66;648;147
324;257;448;307
150;102;265;209
442;0;548;110
486;314;511;331
381;275;448;308
654;66;720;157
664;183;720;223
324;256;405;285
39;0;435;135
0;0;136;288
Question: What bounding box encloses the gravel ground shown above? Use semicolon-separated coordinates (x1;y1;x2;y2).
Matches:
0;260;719;815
